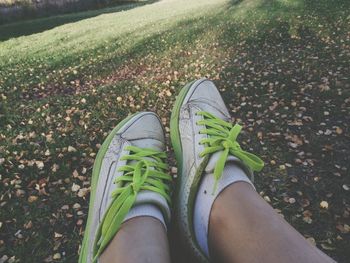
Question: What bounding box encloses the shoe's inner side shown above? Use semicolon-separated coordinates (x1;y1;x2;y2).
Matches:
92;145;172;261
195;111;264;194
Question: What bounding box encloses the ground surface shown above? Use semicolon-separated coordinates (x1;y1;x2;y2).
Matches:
0;0;349;262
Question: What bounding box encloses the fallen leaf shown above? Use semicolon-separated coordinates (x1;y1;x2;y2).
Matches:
54;232;63;238
28;196;38;203
35;161;44;169
68;146;77;152
335;127;343;134
71;183;80;192
306;237;316;246
320;201;329;209
52;253;61;260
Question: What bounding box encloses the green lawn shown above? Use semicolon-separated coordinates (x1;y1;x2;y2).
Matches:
0;0;349;262
0;1;157;41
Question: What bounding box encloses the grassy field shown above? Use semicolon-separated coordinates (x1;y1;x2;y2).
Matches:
0;0;349;262
0;0;145;25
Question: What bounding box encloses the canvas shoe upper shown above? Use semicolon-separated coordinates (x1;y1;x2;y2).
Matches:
170;78;263;262
79;112;172;263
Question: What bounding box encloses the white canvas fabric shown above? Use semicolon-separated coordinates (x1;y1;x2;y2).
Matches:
86;112;170;262
176;79;255;260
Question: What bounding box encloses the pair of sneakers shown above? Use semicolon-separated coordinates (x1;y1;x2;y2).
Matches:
79;79;264;262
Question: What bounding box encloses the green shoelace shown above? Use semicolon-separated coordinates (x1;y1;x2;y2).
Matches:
93;145;172;261
196;111;264;194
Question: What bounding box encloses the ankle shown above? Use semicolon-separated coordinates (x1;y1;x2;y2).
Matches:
208;182;256;259
123;203;166;230
210;182;256;222
194;164;254;258
209;183;256;236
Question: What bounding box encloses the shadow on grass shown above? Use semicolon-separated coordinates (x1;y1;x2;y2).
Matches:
0;0;158;42
0;1;349;262
218;2;349;262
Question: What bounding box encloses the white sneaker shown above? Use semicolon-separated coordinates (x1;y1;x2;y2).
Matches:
170;78;264;262
79;112;172;263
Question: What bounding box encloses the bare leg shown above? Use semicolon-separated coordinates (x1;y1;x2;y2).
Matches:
100;217;171;263
209;182;335;263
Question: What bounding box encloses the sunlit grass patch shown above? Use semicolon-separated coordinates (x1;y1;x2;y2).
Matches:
0;0;349;262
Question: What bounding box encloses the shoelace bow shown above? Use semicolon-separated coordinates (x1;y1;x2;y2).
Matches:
196;111;264;194
93;145;171;261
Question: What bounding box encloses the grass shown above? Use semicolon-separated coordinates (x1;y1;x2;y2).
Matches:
0;0;146;25
0;1;157;41
0;0;349;262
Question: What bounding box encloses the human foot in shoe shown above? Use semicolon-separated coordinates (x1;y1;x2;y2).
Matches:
170;79;263;262
80;112;172;263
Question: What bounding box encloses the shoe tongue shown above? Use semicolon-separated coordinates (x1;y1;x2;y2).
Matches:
205;151;241;174
126;138;164;167
131;138;164;152
191;100;230;121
